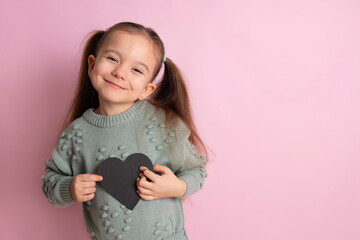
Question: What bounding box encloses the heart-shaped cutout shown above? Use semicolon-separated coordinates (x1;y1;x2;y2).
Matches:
97;153;153;210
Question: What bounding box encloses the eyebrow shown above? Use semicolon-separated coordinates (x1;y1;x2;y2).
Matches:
103;49;150;73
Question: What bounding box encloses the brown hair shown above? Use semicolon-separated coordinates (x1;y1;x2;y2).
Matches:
62;22;207;157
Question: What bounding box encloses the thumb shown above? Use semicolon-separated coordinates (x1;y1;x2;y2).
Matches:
153;165;170;174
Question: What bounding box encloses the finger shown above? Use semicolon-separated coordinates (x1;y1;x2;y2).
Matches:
137;185;153;195
136;177;141;187
82;193;95;201
81;187;96;195
138;192;154;201
153;165;170;174
81;174;103;182
82;181;97;188
140;167;159;182
78;174;92;181
139;173;147;179
137;176;153;189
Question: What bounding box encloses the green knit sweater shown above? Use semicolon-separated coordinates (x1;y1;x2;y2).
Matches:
41;100;208;240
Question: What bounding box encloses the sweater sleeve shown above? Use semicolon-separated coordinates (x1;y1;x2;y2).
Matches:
41;128;77;207
173;119;208;199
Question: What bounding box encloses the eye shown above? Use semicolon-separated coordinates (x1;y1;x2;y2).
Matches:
106;56;117;62
133;68;143;74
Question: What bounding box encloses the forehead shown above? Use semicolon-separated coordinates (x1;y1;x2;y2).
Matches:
99;30;159;65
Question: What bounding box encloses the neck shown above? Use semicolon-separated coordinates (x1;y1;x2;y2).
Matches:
95;100;135;116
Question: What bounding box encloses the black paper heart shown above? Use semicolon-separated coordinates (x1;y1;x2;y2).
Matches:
97;153;153;210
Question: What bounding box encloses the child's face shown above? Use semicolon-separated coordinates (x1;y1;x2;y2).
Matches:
88;30;158;109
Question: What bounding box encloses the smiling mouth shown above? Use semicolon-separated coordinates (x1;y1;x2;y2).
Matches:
104;79;126;90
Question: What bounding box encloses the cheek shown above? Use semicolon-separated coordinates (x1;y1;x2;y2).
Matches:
89;69;102;90
92;65;102;76
89;77;99;92
89;71;98;84
92;61;107;75
90;64;106;83
135;81;151;94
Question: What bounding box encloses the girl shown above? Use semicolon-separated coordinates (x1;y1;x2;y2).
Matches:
41;22;208;240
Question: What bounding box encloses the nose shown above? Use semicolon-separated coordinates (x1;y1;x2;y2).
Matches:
111;65;126;80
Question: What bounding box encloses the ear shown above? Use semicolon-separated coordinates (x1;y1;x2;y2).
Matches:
138;83;157;101
88;55;96;78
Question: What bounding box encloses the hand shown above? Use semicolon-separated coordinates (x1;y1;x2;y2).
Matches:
70;174;103;202
136;165;187;200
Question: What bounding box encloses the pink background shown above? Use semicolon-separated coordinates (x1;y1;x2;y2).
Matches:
1;0;359;239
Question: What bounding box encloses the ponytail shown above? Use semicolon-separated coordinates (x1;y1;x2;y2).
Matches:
151;58;189;122
61;30;105;132
150;58;207;156
60;22;208;159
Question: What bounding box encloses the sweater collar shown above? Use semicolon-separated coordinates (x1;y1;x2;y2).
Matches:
82;100;148;127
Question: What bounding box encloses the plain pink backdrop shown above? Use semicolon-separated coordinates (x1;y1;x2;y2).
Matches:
1;0;359;239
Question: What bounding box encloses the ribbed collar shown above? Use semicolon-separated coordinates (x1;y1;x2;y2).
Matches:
82;100;148;127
